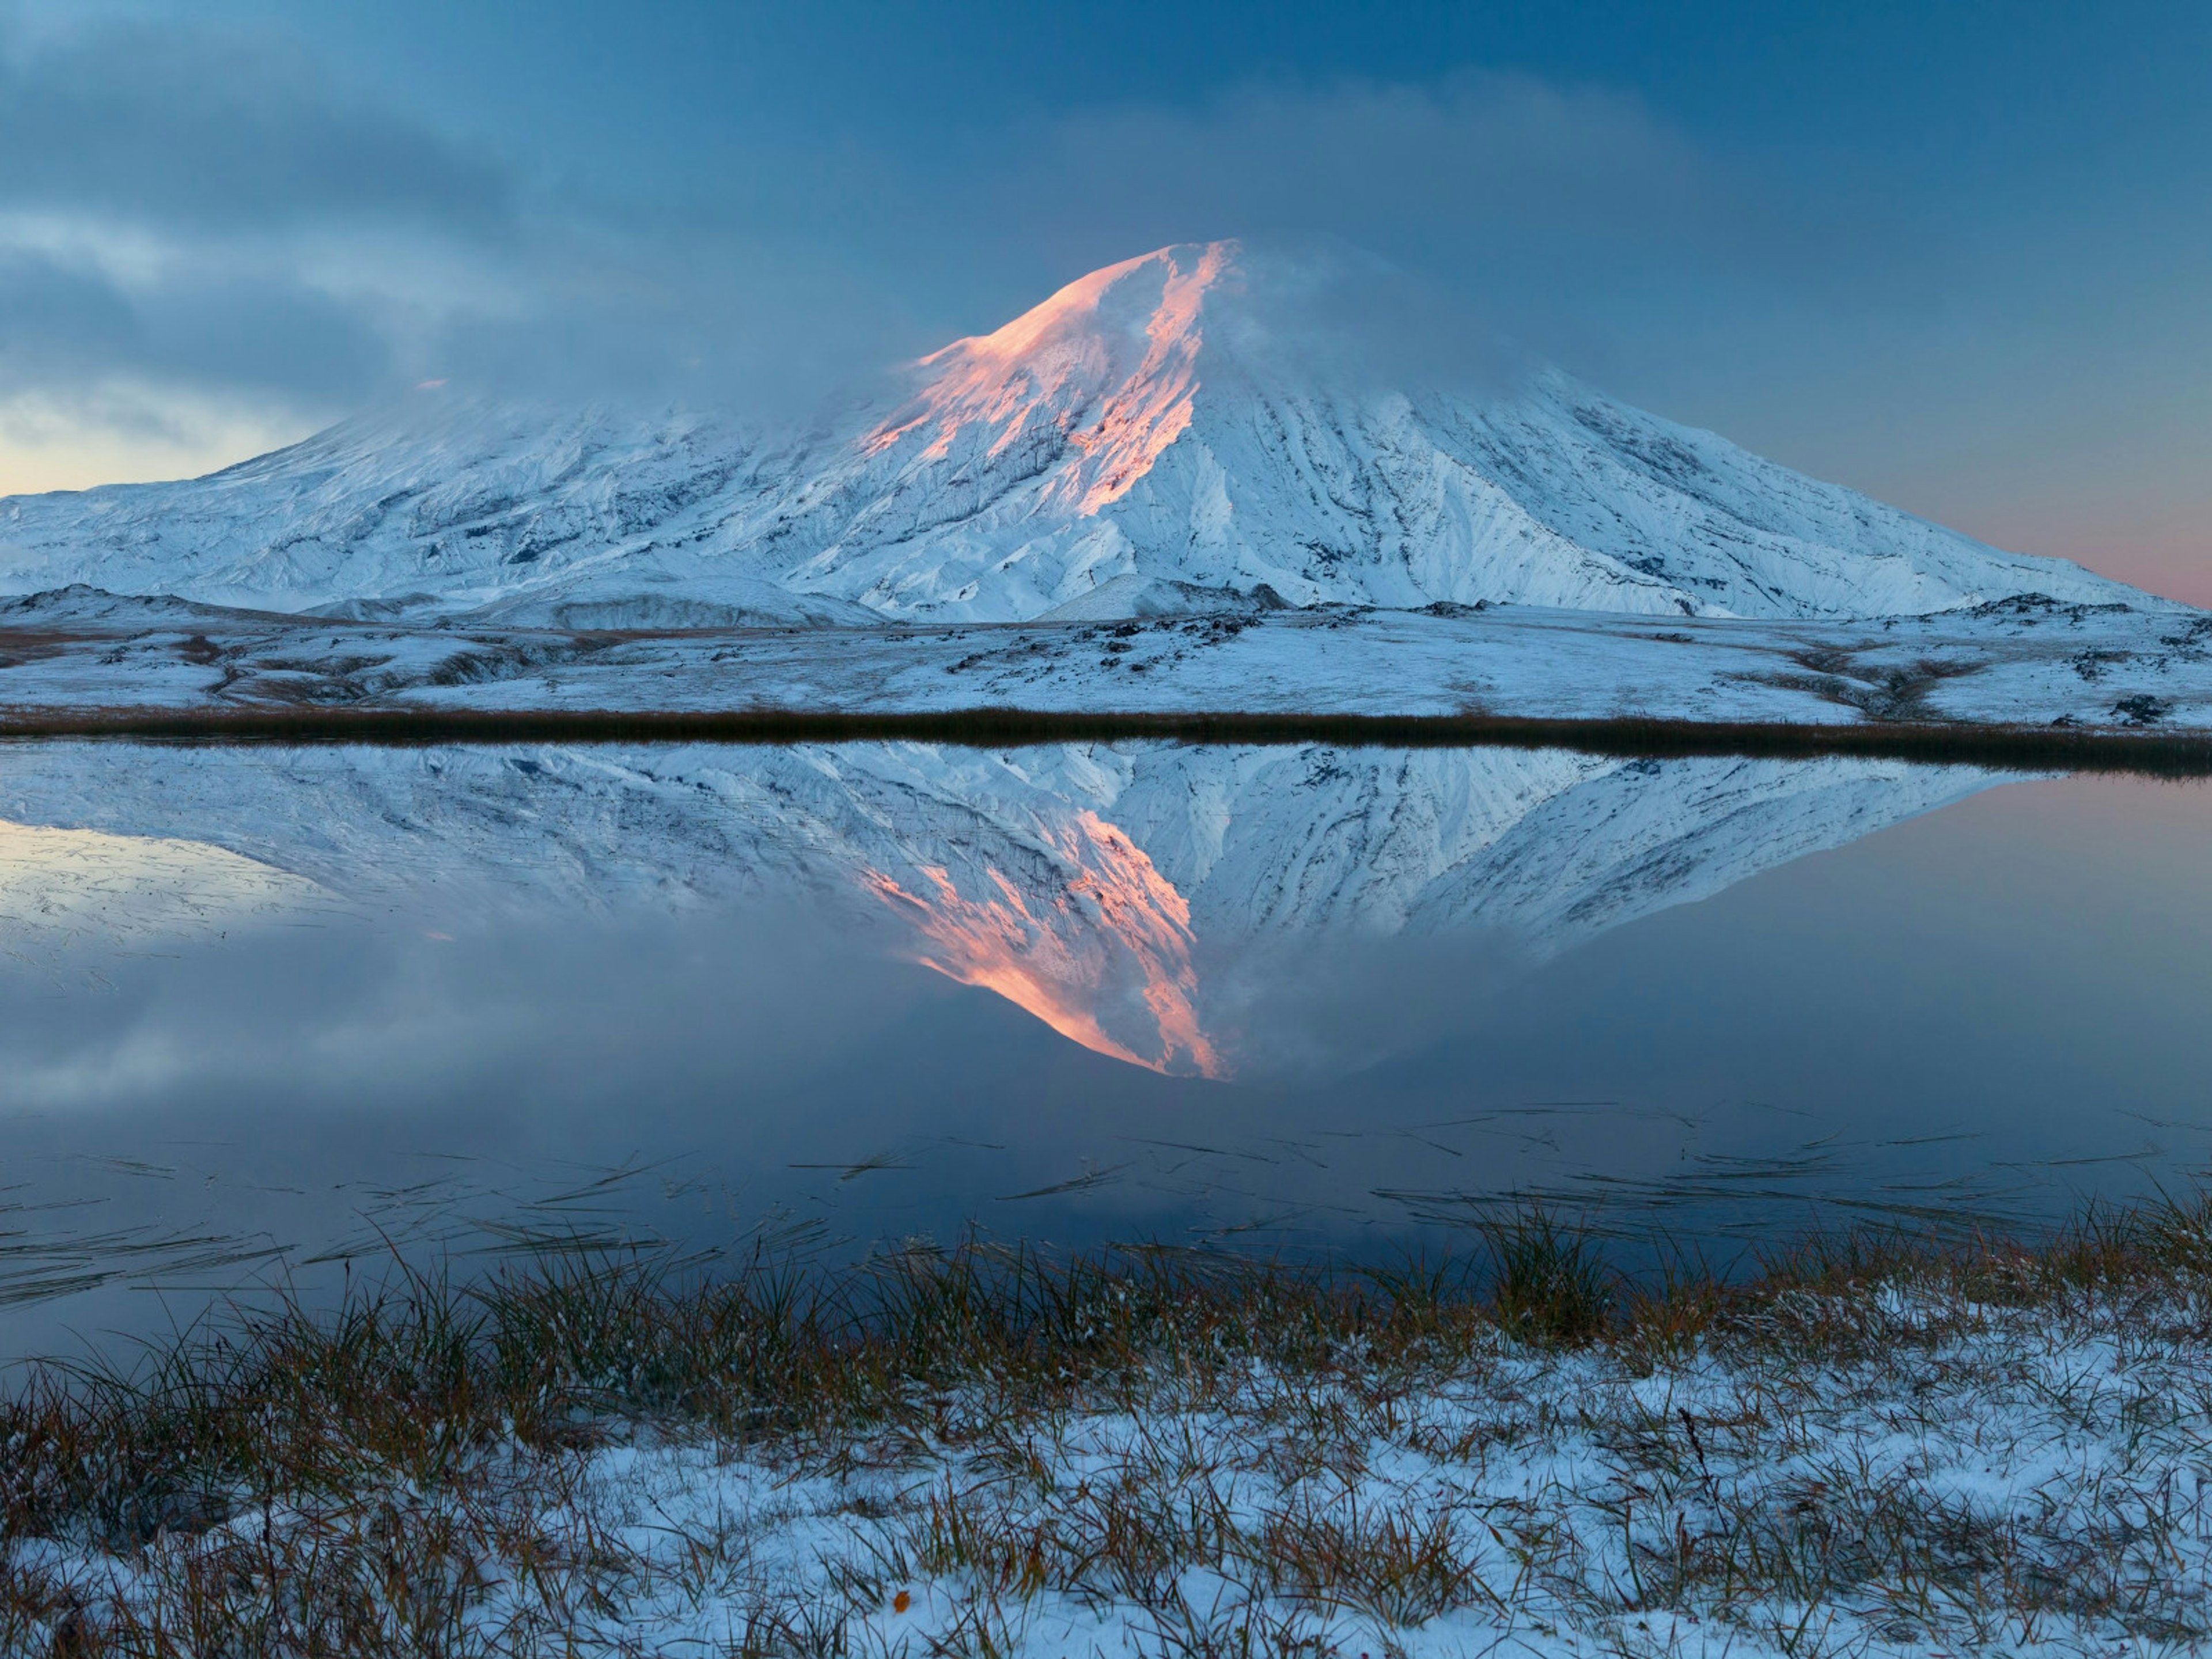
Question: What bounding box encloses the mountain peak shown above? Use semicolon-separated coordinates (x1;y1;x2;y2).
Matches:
0;240;2160;626
865;241;1241;514
927;241;1240;372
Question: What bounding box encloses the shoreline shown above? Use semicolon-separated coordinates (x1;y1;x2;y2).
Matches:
5;703;2212;774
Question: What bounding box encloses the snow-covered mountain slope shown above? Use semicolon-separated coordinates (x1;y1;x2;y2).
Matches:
0;403;876;628
0;243;2153;625
0;740;2002;1074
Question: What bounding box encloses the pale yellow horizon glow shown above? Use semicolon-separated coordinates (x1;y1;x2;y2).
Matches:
0;385;322;498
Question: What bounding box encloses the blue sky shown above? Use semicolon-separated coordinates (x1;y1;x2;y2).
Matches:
2;0;2207;597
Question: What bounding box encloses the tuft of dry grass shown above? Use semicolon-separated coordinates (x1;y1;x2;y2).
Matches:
5;1198;2212;1654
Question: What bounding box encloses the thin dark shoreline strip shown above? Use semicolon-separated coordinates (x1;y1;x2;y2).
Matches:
3;704;2210;774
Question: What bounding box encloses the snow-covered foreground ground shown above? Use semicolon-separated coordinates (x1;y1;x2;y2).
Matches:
13;1275;2210;1656
568;1300;2212;1656
580;1302;2212;1655
3;588;2211;729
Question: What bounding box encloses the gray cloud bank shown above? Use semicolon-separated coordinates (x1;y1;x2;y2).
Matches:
0;18;508;464
0;12;1778;479
0;22;507;232
1012;73;1735;287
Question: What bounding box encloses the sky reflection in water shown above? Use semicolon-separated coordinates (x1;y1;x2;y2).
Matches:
1;742;2208;1358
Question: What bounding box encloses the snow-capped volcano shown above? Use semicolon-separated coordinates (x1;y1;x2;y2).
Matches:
0;241;2146;623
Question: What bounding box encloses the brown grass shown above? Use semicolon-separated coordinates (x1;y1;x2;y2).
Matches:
6;1199;2212;1653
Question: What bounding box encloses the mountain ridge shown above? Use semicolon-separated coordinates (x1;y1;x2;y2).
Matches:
0;241;2157;626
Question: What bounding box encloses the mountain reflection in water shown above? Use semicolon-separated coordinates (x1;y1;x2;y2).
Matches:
2;743;2209;1353
0;742;1995;1078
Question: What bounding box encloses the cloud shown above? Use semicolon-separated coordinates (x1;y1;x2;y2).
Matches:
0;245;388;400
0;24;1763;493
980;72;1756;361
1031;72;1717;253
0;248;139;381
0;20;508;232
421;220;929;414
0;13;529;486
0;12;934;487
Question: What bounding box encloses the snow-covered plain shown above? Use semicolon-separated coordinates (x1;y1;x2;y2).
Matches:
2;588;2209;729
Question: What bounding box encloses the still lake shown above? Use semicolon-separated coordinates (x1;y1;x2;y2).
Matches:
2;740;2207;1358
